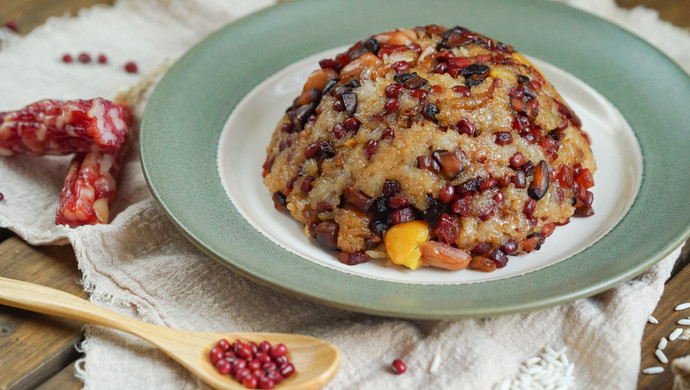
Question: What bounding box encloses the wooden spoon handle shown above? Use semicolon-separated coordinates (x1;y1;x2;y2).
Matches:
0;276;158;337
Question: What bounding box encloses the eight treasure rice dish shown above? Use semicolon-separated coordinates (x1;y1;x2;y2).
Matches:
262;24;596;273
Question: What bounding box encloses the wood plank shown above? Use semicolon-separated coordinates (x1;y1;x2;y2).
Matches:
0;236;86;390
1;0;115;35
638;260;690;389
35;362;83;390
617;0;690;28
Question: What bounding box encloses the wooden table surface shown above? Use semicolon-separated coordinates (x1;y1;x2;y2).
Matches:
1;1;689;389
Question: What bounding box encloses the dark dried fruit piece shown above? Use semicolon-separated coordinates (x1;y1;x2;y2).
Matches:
342;91;357;116
432;150;464;178
343;185;374;212
422;102;440;123
461;64;490;87
337;251;371;265
528;160;549;200
314;221;339;250
394;72;428;89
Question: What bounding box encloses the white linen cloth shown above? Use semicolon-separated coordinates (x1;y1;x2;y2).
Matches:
1;0;688;388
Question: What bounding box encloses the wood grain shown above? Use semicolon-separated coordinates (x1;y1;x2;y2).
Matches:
638;262;690;389
0;237;86;390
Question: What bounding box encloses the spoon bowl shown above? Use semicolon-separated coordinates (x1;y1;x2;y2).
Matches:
0;276;340;390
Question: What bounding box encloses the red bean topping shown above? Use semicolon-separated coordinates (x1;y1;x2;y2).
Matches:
452;85;471;97
509;152;526;169
541;136;559;161
388;207;415;225
489;248;508;268
301;176;314;193
523;198;536;216
471;242;492;255
521;161;535;175
435;50;455;62
382;180;402;197
541;222;556;237
411;88;429;100
497;175;512;187
438;184;455;204
384;98;399;114
574;204;594;217
479;177;497;192
528;161;549;200
451;193;472;216
319;58;336;69
417;155;441;173
433;213;461;244
455;118;477;136
392;61;411;74
317;202;334;212
337;250;371;265
430;85;443;95
333;99;345;112
575;168;595;189
557;165;573;188
333;123;346;139
447;65;462;78
500;238;518;255
494;131;513;145
391;359;407;375
365;139;378;159
512;170;527;188
434;62;448;74
477;206;495;221
388;194;409;210
382;128;394;140
493;191;505;205
512;114;530;131
344;117;361;132
385;83;404;98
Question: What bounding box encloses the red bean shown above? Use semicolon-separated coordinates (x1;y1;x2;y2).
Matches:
391;359;407;374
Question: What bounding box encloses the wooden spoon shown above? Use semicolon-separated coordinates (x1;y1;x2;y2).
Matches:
0;276;340;390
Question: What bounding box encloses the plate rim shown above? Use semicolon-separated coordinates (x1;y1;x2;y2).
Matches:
140;0;690;319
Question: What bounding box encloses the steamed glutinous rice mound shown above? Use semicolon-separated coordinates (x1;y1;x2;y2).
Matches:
262;25;596;272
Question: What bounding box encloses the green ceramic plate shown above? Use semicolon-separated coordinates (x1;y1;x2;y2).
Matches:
141;0;690;318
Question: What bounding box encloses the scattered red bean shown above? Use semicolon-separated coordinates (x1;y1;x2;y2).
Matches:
5;19;18;32
391;359;407;374
62;54;74;63
97;54;108;64
0;192;4;201
124;61;138;73
78;52;91;63
211;339;294;388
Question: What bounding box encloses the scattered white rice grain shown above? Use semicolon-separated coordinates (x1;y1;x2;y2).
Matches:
428;352;441;374
655;349;669;364
525;357;541;365
677;319;690;326
498;378;510;390
565;363;574;377
681;328;690;340
561;354;569;366
543;353;562;367
648;315;659;324
670;327;683;341
642;366;664;374
675;302;690;311
555;346;567;357
526;365;542;375
657;337;668;350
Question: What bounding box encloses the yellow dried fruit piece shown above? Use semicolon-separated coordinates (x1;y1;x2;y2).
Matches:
384;220;430;270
